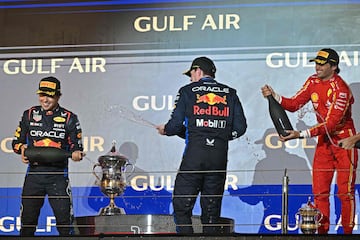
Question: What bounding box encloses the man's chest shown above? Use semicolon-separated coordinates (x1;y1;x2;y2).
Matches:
309;83;335;110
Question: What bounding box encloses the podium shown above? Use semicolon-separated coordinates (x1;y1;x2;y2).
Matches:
76;214;234;235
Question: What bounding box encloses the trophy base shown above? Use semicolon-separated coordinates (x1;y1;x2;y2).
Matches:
76;215;234;234
99;206;126;216
300;223;318;234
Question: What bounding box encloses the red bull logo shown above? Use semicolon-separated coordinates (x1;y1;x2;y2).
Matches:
34;138;62;148
193;105;229;117
196;93;227;105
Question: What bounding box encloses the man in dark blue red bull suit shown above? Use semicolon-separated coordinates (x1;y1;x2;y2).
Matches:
156;57;247;234
12;76;84;236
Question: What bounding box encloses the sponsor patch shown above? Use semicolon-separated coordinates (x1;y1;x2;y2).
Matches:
40;81;57;90
196;118;226;128
194;105;229;117
53;117;66;123
206;138;215;146
196;93;227;105
33;112;42;122
339;92;347;98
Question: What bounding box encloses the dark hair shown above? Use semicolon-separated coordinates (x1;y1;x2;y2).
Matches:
329;62;340;74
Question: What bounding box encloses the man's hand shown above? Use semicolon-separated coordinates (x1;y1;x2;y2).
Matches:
72;150;85;162
156;124;166;135
278;130;301;142
261;84;274;97
338;134;360;149
20;144;29;164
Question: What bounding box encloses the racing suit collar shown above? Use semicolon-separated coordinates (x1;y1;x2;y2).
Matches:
200;77;215;82
41;104;60;115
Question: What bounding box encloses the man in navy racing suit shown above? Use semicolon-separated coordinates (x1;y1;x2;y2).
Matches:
12;76;84;236
157;57;247;234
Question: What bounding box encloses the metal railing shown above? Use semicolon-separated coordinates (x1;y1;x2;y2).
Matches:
0;168;359;235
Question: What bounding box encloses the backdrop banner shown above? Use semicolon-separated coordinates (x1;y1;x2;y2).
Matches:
0;0;360;235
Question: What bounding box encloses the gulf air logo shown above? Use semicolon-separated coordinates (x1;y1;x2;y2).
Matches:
196;93;227;105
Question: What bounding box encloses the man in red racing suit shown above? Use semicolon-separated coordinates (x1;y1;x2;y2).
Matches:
262;48;357;234
12;76;84;236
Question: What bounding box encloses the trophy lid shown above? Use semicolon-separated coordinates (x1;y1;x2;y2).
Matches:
299;196;320;215
98;140;128;165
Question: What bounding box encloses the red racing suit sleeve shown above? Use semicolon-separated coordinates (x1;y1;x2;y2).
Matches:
280;74;354;138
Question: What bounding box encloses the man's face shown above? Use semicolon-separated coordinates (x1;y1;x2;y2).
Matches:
38;93;60;111
190;67;202;82
315;62;337;80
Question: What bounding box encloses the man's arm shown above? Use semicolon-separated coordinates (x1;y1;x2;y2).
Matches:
164;88;187;137
67;113;84;161
12;110;30;163
230;93;247;140
338;133;360;149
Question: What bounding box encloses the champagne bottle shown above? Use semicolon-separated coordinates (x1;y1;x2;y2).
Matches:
267;95;293;137
24;146;71;164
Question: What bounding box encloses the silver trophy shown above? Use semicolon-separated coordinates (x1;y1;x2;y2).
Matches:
92;142;134;216
296;196;323;234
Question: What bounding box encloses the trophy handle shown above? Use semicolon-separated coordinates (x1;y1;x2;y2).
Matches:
92;163;102;182
125;162;135;179
295;212;300;225
316;211;323;224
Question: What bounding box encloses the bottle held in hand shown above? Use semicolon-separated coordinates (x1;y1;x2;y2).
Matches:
24;146;71;164
339;140;360;149
267;95;293;137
